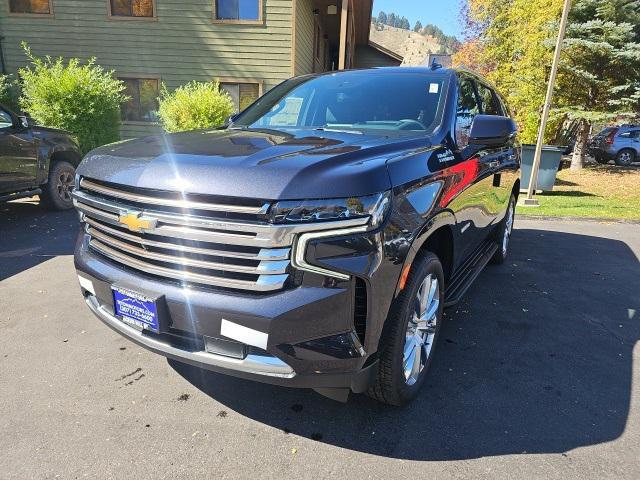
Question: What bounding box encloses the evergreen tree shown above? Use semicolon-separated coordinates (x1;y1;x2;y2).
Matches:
414;20;423;32
377;11;387;25
556;0;640;168
388;12;398;27
401;17;411;30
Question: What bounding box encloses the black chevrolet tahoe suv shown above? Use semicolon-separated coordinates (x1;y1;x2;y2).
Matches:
0;104;81;210
73;67;520;405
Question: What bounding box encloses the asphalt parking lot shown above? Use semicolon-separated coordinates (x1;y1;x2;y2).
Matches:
1;199;639;479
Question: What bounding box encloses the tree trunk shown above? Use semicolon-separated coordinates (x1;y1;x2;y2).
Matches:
571;119;590;170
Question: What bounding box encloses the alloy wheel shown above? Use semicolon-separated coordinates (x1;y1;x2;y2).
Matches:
502;201;514;256
403;273;440;386
618;151;633;165
56;170;74;203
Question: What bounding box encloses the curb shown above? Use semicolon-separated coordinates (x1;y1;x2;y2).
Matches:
516;214;640;225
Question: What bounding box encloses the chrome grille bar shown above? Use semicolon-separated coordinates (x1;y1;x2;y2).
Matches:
84;217;290;261
87;227;290;275
89;239;289;292
80;178;269;215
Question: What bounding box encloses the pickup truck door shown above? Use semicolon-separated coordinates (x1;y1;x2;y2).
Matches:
448;76;496;263
0;108;39;194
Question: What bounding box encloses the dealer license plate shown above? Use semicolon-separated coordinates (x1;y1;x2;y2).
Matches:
112;287;159;333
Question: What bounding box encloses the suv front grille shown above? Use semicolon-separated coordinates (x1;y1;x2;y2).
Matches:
73;178;291;292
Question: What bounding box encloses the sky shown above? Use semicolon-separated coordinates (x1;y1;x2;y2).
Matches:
372;0;464;39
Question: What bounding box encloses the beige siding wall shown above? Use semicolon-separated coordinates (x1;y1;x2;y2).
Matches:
0;0;294;138
354;45;401;69
293;0;314;76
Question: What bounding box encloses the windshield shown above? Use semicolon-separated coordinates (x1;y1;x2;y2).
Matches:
233;71;449;133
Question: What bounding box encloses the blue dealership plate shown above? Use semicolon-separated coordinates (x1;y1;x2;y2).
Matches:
112;287;159;333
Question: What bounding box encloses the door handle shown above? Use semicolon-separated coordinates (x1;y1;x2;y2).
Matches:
488;160;500;169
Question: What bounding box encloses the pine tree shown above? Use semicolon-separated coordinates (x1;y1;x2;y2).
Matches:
556;0;640;168
401;17;411;30
414;20;423;32
377;11;387;25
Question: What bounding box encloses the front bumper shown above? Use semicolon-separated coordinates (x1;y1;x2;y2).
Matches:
75;234;380;392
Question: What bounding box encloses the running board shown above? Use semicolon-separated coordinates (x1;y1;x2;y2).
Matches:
444;240;498;307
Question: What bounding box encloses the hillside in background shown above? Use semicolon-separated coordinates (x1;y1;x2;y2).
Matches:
370;23;443;66
370;11;460;65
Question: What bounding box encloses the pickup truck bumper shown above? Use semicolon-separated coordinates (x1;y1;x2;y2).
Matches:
74;234;378;393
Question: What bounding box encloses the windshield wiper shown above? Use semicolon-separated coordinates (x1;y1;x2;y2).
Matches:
314;127;364;135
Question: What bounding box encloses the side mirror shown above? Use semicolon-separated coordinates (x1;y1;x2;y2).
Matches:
18;116;30;129
469;115;517;147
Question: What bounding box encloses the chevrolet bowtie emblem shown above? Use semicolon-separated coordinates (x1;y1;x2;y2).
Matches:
118;212;157;233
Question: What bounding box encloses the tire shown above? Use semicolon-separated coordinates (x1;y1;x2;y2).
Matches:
40;160;76;210
615;149;636;166
367;252;444;406
490;193;516;265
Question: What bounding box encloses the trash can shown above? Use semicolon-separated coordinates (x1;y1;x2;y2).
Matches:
520;144;566;192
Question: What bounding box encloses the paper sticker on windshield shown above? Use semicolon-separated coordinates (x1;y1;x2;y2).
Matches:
429;83;439;94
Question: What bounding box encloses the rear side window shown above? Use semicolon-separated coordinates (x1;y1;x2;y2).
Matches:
618;130;639;138
476;83;503;116
455;77;481;148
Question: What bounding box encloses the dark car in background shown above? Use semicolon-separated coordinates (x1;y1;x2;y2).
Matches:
0;104;81;210
589;125;640;166
73;67;520;405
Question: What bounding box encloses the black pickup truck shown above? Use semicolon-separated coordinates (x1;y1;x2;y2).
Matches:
73;67;520;405
0;104;81;209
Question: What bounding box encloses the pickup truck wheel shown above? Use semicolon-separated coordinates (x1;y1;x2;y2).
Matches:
490;194;516;265
367;252;444;406
40;161;76;211
615;149;635;166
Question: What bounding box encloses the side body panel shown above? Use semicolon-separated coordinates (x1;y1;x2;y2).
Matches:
0;124;38;193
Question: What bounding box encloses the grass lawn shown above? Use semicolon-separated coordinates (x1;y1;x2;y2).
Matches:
516;163;640;221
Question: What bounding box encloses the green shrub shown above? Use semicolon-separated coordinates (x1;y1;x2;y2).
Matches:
0;74;19;111
18;44;128;153
157;81;234;133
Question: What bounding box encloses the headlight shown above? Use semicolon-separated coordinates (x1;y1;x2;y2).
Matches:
269;191;390;228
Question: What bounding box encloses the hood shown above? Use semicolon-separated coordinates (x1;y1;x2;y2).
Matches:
32;125;73;136
77;128;431;200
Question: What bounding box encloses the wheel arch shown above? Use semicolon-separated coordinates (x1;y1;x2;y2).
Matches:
392;210;456;300
49;148;82;168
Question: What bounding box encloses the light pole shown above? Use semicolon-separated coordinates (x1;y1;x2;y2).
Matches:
521;0;572;206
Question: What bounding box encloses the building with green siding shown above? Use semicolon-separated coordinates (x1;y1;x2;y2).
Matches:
0;0;400;138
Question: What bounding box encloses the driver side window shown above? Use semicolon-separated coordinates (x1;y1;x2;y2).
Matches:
455;77;481;149
0;109;13;129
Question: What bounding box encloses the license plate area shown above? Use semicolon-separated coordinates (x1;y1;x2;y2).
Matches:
112;286;160;333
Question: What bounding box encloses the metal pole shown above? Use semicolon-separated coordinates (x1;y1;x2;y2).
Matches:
522;0;572;205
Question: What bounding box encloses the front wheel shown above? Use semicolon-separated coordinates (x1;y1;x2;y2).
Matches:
490;193;516;265
367;252;444;406
615;149;636;166
40;161;76;210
